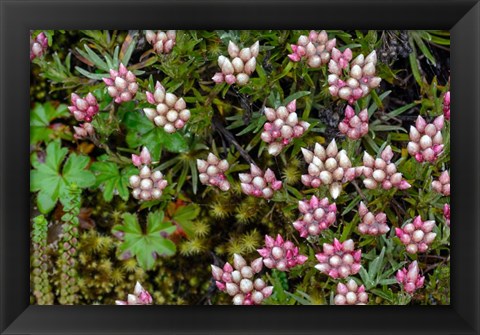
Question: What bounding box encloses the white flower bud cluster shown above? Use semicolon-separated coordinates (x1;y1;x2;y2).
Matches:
300;139;357;199
73;123;95;140
328;50;381;105
129;147;167;201
102;63;139;104
260;100;310;156
292;196;337;238
357;202;390;236
30;32;48;61
334;279;368;305
315;238;362;279
287;30;336;68
257;234;308;271
360;145;411;190
239;164;282;199
144;81;191;133
145;30;176;54
212;41;259;86
197;153;230;191
431;170;450;196
407;115;444;163
211;254;273;305
338;106;369;140
395;216;436;254
115;282;153;305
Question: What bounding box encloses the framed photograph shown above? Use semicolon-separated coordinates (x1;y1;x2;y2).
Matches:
1;0;479;334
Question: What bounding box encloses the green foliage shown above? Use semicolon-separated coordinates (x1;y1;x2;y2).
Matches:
112;211;177;270
30;102;71;144
91;158;136;202
30;140;95;213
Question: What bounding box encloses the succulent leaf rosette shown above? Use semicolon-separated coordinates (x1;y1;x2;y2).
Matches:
431;170;450;196
115;282;153;305
239;164;282;199
288;30;336;68
212;41;259;86
395;216;436;254
396;261;425;295
360;145;411;190
145;30;176;54
334;279;368;305
338;106;369;140
103;63;139;103
30;32;48;61
357;202;390;236
257;234;308;271
292;196;337;238
144;81;191;133
211;254;273;305
328;50;381;104
128;147;167;201
197;153;230;191
261;100;310;156
315;238;361;279
407;115;444;163
301;139;357;199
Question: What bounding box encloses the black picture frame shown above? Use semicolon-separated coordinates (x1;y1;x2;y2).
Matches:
1;0;479;334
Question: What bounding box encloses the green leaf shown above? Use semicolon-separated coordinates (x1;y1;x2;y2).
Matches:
31;141;94;214
91;161;136;202
112;211;177;270
283;91;311;105
62;154;96;189
124;111;188;157
171;204;200;238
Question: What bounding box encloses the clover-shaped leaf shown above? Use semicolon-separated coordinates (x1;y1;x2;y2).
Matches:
112;211;177;270
30;102;71;144
91;160;137;202
30;140;95;213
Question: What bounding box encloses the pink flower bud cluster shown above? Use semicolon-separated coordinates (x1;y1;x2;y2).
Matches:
338;106;369;140
443;204;450;227
115;282;153;305
261;100;310;156
443;91;450;120
239;164;282;199
145;30;176;54
129;147;168;201
68;93;99;122
357;202;390;236
315;238;362;279
257;234;308;271
408;115;444;163
144;81;191;133
301;139;357;199
212;41;259;86
328;50;381;104
396;261;425;294
360;146;411;190
102;63;138;104
197;153;230;191
287;30;336;68
292;196;337;238
211;254;273;305
73;123;95;140
30;32;48;61
431;170;450;196
334;279;368;305
395;216;436;254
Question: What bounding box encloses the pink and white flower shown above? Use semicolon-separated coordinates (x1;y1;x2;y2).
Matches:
315;238;362;279
261;100;310;156
357;202;390;236
115;282;153;305
407;115;444;163
102;63;139;104
197;153;230;191
338;106;369;140
395;216;436;254
239;164;282;199
257;234;308;271
292;196;337;238
334;279;368;305
396;261;425;294
288;30;336;68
